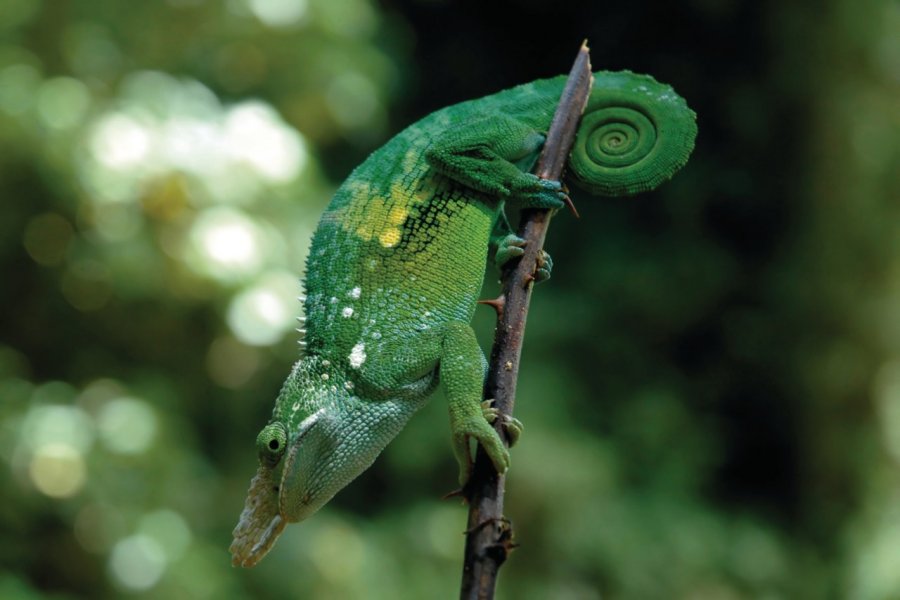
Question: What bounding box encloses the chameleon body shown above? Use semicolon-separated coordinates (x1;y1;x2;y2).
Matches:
231;70;696;566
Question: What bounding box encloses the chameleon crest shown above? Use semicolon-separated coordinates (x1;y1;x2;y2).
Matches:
231;70;696;567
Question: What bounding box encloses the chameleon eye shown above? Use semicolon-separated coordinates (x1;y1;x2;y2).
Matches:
256;422;287;466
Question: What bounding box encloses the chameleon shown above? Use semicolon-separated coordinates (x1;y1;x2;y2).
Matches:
230;70;697;567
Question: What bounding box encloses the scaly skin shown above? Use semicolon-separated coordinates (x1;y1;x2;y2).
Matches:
231;70;697;567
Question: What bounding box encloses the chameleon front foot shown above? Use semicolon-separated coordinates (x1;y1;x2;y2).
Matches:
451;415;510;486
515;176;568;211
495;234;553;282
481;399;523;446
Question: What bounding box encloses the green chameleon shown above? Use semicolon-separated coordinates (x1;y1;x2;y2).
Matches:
230;70;697;566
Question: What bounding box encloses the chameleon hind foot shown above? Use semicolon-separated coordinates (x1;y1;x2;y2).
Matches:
481;399;523;446
494;234;553;282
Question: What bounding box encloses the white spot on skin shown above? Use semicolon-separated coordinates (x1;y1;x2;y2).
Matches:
344;381;354;390
322;360;330;367
292;401;300;411
321;373;329;381
349;287;361;299
348;342;366;369
329;297;338;304
342;307;354;318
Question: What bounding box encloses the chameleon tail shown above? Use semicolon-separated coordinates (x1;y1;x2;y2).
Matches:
569;70;697;196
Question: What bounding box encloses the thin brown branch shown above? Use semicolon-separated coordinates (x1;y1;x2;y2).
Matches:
459;43;593;600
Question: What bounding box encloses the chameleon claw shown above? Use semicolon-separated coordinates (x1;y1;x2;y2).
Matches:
481;399;523;447
481;399;500;422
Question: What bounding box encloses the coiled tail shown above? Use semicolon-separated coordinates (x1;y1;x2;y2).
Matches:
569;70;697;196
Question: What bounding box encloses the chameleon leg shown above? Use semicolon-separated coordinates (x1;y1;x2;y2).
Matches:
351;322;509;485
440;322;510;485
424;115;568;210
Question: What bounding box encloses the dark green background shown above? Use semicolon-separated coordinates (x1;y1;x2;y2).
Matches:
2;0;898;598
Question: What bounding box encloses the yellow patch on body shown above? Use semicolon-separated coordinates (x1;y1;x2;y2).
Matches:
378;227;402;247
347;179;419;248
377;204;408;247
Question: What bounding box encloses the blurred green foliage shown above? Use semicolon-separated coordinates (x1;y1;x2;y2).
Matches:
1;0;899;598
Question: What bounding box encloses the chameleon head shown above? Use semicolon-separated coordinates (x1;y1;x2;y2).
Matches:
231;358;418;567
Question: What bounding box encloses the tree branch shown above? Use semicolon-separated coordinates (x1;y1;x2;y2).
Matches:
459;42;593;600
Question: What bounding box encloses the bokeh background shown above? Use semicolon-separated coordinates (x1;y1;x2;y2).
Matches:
1;0;898;598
